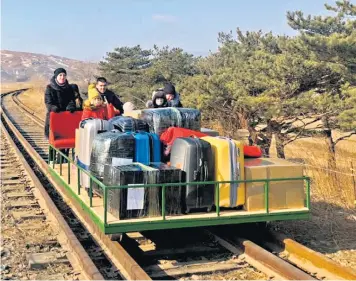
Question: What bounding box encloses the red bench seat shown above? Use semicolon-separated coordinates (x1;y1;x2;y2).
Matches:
49;111;82;149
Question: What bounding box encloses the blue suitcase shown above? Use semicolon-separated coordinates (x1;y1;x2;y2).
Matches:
133;132;161;165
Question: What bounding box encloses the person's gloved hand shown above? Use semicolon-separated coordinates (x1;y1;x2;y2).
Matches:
114;108;121;115
66;104;76;113
51;106;60;113
146;100;154;108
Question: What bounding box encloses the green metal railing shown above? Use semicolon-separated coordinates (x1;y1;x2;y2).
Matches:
48;145;311;228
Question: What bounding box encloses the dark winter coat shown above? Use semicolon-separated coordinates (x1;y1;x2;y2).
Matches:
44;77;77;138
70;84;83;109
100;90;124;114
167;93;183;108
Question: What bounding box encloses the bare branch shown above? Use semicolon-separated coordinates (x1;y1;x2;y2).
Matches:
284;134;316;145
303;116;323;126
129;94;147;105
283;115;325;135
283;127;310;145
283;134;302;146
334;132;356;145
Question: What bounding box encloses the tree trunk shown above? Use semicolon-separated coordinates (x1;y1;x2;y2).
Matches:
324;129;337;170
321;116;337;170
324;130;336;155
248;120;281;158
237;112;249;129
275;133;286;159
252;131;272;157
267;119;286;159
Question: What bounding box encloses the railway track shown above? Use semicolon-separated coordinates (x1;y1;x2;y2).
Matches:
2;89;356;280
120;228;308;280
120;224;356;280
1;91;146;280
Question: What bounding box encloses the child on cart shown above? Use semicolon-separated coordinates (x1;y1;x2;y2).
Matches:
81;86;108;120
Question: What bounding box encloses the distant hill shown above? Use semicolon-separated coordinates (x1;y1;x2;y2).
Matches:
1;50;98;83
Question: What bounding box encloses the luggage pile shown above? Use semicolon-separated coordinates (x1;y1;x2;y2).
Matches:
140;108;201;136
75;108;305;220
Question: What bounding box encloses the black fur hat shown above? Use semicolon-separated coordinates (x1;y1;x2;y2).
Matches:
54;68;67;77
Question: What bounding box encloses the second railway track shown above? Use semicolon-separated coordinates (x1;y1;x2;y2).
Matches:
1;131;80;280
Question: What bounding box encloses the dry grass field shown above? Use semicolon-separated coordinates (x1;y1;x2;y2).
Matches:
284;139;356;208
17;85;47;119
1;82;37;94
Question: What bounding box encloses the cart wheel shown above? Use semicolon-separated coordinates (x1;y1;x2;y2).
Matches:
108;233;123;242
206;207;212;212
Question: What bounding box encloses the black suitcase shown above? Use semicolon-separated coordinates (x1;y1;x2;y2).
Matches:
109;116;148;132
140;108;201;136
103;164;160;219
169;138;215;213
90;131;135;196
149;162;184;215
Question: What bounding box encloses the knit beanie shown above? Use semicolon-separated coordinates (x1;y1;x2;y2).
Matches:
163;82;176;96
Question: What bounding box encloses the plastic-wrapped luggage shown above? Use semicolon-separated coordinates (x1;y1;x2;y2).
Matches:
139;164;161;218
133;132;161;165
170;138;214;213
140;108;201;136
149;162;184;215
77;118;112;189
109;116;148;132
89;131;135;195
103;164;160;219
90;131;161;197
201;136;245;208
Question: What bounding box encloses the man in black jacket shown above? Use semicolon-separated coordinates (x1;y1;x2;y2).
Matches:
95;77;124;114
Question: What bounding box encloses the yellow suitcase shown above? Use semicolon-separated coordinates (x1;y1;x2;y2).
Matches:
201;136;245;207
